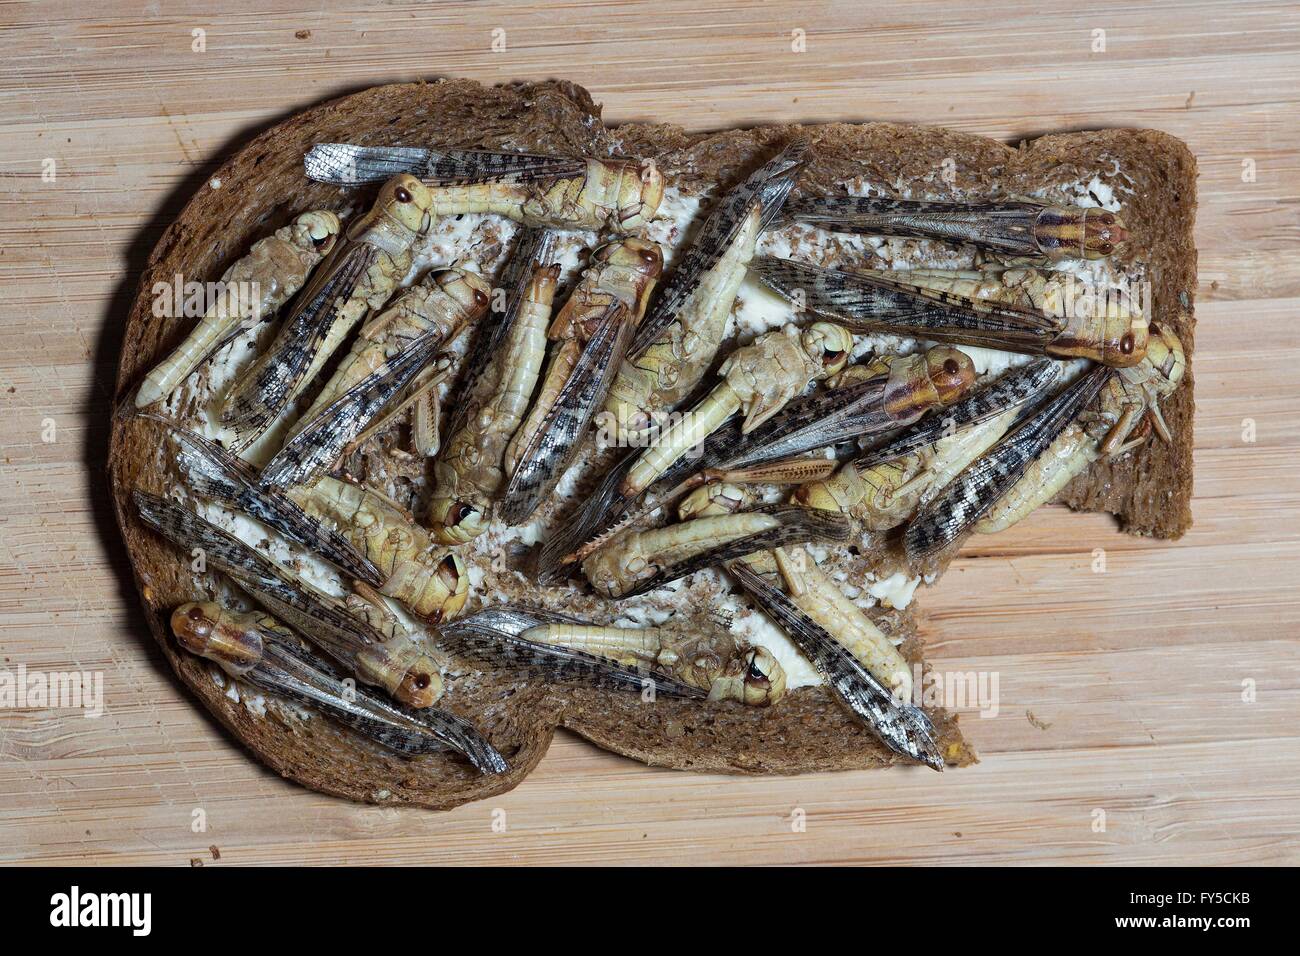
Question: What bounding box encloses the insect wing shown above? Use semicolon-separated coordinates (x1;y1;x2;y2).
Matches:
728;561;942;769
782;196;1049;258
619;506;852;597
630;142;807;356
149;418;383;585
444;608;707;700
258;329;443;489
751;256;1056;353
904;365;1112;560
256;639;507;773
132;491;387;660
854;359;1061;470
304;142;587;186
498;303;632;524
221;242;374;445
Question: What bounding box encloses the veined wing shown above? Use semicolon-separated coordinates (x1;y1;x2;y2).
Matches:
629;141;807;356
143;416;382;586
904;365;1112;560
618;506;852;598
255;638;507;773
728;561;942;769
258;328;443;489
220;241;374;446
781;195;1051;257
750;256;1058;353
443;227;558;425
854;359;1061;470
305;142;589;186
443;606;707;700
133;491;386;666
498;302;632;524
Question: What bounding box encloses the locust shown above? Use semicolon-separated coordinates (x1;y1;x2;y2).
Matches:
286;267;491;439
604;142;807;444
429;235;561;544
902;361;1130;562
219;175;434;454
444;605;787;706
751;256;1148;368
794;359;1062;532
538;345;977;578
780;195;1129;261
581;504;852;599
669;489;915;714
727;559;943;770
305;143;663;233
671;453;915;704
149;416;383;586
618;322;854;499
498;238;663;525
257;268;492;489
136;211;342;409
283;475;470;624
171;602;506;774
133;491;445;708
975;325;1185;534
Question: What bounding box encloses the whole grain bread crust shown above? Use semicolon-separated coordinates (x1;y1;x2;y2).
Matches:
109;78;1195;808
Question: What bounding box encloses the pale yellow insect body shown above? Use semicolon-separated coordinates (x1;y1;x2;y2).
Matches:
620;322;854;498
287;474;470;623
603;204;762;443
429;263;561;544
428;158;663;233
137;211;341;408
976;325;1185;533
518;622;787;706
287;267;492;439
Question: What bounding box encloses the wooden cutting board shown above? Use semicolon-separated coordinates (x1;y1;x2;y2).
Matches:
2;0;1298;865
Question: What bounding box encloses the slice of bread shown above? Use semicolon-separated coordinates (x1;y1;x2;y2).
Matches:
109;78;1196;808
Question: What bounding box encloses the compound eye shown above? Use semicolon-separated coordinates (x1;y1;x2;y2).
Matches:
395;186;413;203
1120;332;1135;355
943;358;960;375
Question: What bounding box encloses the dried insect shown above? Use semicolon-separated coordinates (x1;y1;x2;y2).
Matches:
257;270;492;489
438;227;558;446
283;475;470;624
304;143;663;233
219;175;434;452
134;491;444;708
136;211;342;408
605;143;807;442
429;254;562;543
619;322;853;499
149;416;382;585
976;325;1185;533
728;559;942;770
582;505;851;599
748;546;913;699
498;238;663;524
780;195;1128;260
445;605;787;706
539;345;976;577
752;257;1148;368
794;359;1061;531
171;602;506;773
288;267;491;437
904;364;1117;562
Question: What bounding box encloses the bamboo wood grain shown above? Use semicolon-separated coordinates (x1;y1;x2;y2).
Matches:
2;0;1298;866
